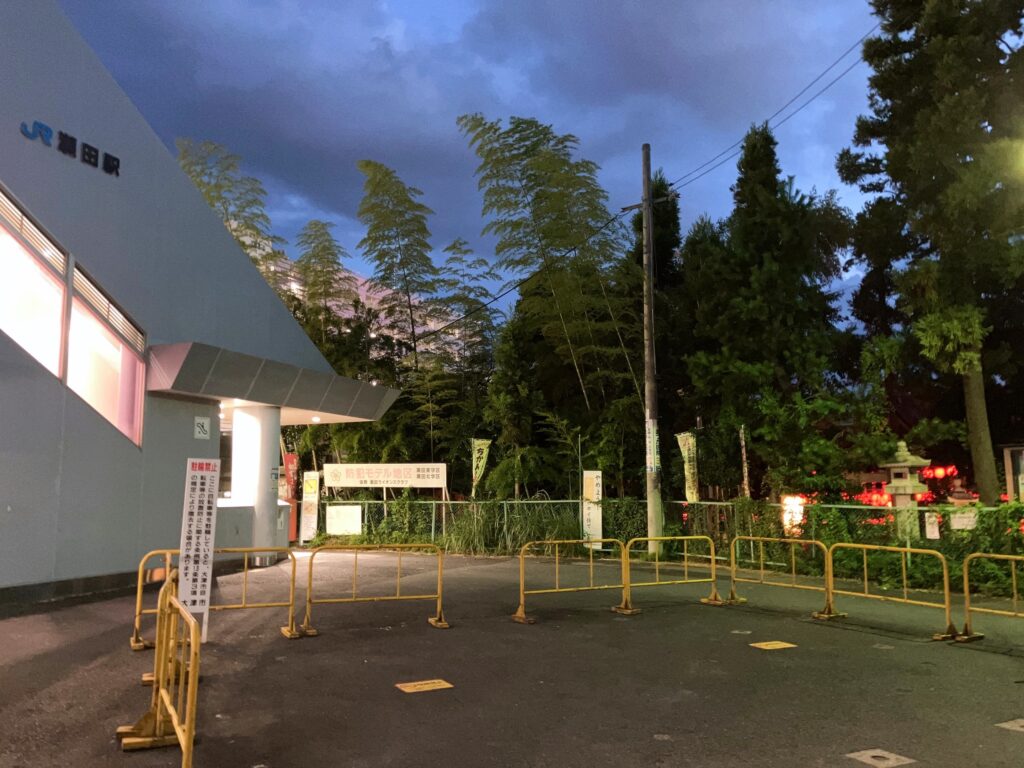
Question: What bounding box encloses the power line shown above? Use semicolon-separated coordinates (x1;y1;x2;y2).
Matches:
420;23;881;340
417;210;627;343
671;54;869;192
668;22;880;190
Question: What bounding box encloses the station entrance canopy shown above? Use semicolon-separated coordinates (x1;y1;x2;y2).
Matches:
147;341;399;426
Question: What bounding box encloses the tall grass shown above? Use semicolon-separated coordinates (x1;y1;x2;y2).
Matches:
444;501;580;556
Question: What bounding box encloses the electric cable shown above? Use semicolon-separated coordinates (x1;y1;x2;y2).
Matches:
668;22;880;190
420;23;881;340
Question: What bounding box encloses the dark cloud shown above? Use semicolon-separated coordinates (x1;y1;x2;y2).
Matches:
58;0;877;280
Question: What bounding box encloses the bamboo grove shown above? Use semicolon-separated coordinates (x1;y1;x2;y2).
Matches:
177;2;1024;505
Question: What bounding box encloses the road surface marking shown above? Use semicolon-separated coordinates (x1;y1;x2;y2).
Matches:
749;641;796;650
845;748;916;766
395;679;454;693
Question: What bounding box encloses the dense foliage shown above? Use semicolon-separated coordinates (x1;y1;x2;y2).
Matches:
176;1;1024;523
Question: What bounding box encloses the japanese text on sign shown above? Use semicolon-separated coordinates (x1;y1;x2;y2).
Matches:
323;463;447;489
178;459;220;619
20;119;121;176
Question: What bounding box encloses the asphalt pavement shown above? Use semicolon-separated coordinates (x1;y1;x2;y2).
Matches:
1;551;1022;767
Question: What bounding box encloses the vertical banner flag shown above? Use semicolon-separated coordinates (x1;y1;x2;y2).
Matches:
582;470;603;548
471;439;491;497
300;470;319;544
645;418;660;473
178;458;220;642
283;453;299;500
676;432;699;503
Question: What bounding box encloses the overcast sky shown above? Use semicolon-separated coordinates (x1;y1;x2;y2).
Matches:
59;0;877;290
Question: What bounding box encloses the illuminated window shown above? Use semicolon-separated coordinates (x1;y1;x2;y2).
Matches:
0;217;65;375
67;296;144;443
0;185;146;444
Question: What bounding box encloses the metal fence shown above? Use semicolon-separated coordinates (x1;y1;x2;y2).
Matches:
301;543;449;635
311;498;1019;599
118;571;200;768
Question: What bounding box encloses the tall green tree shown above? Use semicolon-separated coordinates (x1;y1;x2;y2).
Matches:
436;238;500;371
461;113;648;497
295;219;356;346
458;114;629;415
680;124;853;496
837;0;1024;503
484;314;557;498
176;139;286;284
356;160;440;372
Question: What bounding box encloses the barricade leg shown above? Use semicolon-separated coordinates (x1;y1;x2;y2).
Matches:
614;552;638;618
811;557;844;620
725;582;747;605
957;596;983;643
279;556;302;639
428;596;450;628
811;595;845;621
427;554;450;628
955;555;984;643
700;582;725;606
724;547;747;605
725;591;746;605
300;598;319;637
513;551;536;624
118;579;178;751
699;548;724;605
129;622;155;651
956;629;983;642
117;710;178;751
129;633;153;651
512;601;536;624
130;551;172;651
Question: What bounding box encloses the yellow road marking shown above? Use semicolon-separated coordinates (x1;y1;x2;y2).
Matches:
749;641;797;650
395;679;454;693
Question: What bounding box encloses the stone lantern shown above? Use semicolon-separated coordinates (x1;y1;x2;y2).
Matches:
880;441;929;539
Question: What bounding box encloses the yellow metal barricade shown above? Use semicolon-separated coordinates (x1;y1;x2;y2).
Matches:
301;543;449;636
513;538;630;624
958;552;1024;641
130;549;176;649
619;536;723;613
825;542;957;640
727;536;836;617
117;571;200;768
130;546;300;650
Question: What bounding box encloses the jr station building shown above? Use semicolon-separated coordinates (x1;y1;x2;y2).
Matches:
0;0;397;604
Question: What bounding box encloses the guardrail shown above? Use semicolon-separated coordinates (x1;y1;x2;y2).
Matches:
957;552;1024;642
117;570;200;768
619;536;723;612
129;547;301;651
825;542;957;640
726;536;837;617
513;539;630;624
300;543;449;636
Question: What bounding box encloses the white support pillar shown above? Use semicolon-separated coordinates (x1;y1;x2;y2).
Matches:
231;405;282;555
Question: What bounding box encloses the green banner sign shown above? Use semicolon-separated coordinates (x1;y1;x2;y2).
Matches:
471;438;491;497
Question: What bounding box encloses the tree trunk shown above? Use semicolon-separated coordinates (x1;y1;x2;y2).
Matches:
962;366;999;505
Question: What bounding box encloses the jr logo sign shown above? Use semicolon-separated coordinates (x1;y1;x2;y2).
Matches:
20;119;121;176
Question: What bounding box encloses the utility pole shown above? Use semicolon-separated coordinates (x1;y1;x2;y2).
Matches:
641;144;663;553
